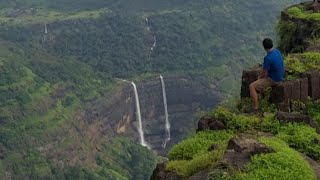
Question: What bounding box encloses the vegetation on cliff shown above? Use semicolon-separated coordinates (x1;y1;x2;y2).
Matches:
237;137;316;180
286;4;320;20
278;2;320;53
165;103;320;179
166;131;233;177
160;3;320;178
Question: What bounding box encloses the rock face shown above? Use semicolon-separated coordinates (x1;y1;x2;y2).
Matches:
270;78;309;111
303;70;320;99
240;65;320;112
312;1;320;12
281;2;320;53
223;136;274;169
276;112;320;131
83;75;221;155
138;76;221;154
197;116;227;132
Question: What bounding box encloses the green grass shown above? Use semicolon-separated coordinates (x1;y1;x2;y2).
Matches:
237;137;316;180
259;112;281;134
168;104;320;179
166;131;233;178
308;100;320;125
285;52;320;73
280;4;320;53
277;123;320;160
209;107;260;132
287;5;320;21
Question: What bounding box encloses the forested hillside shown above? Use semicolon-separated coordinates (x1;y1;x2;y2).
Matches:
0;0;299;179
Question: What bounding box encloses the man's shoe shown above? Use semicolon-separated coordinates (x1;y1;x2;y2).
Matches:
244;108;259;115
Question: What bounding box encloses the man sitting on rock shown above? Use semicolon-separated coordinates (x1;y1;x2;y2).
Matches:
249;38;284;112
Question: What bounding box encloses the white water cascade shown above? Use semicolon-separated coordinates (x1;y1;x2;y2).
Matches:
160;75;171;149
44;24;48;34
131;82;151;149
145;17;157;52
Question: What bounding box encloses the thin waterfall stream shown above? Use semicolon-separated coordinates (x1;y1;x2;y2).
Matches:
131;82;151;149
160;75;171;149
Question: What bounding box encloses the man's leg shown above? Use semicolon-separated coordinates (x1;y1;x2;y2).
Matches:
249;83;259;110
249;78;275;110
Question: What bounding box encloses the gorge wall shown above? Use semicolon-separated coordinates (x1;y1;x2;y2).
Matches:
83;75;221;155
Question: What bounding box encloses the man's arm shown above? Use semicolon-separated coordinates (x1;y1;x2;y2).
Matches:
259;70;268;79
260;57;270;79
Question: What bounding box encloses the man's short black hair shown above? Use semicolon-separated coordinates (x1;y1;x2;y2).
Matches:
263;38;273;49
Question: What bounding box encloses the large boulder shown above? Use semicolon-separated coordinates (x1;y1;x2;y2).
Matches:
197;116;227;132
313;0;320;12
240;67;320;112
300;78;309;102
270;81;293;111
223;135;274;169
276;112;320;131
303;70;320;99
270;78;309;111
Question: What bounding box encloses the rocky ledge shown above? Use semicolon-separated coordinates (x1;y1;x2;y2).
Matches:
241;67;320;112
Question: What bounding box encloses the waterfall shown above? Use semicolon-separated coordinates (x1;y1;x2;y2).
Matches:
44;24;48;34
131;82;151;149
151;36;156;51
160;75;171;149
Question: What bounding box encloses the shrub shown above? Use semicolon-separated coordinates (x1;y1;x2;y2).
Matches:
259;113;280;134
168;131;233;161
237;137;316;180
166;131;233;178
226;114;260;132
210;107;260;132
308;100;320;125
277;123;320;160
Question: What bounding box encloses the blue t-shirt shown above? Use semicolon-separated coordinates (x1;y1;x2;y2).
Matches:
263;48;284;82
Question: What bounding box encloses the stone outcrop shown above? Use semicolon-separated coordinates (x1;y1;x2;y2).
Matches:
270;78;309;111
280;2;320;53
240;66;320;112
303;70;320;99
150;136;274;179
312;0;320;12
223;136;274;169
276;112;320;132
197;116;227;132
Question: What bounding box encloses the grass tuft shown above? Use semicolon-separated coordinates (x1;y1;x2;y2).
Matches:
237;137;316;180
166;131;233;178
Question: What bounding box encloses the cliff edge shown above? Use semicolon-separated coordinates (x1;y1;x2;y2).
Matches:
151;1;320;179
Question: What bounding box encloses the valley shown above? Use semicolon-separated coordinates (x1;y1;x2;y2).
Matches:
0;0;300;179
